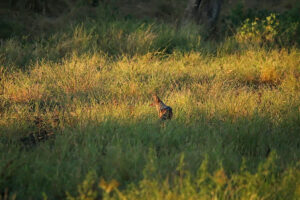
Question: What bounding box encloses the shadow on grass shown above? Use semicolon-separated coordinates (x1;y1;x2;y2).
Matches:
0;106;300;198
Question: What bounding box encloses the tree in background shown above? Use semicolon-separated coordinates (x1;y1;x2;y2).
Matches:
183;0;222;32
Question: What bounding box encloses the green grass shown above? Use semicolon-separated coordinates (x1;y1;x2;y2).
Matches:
1;3;300;200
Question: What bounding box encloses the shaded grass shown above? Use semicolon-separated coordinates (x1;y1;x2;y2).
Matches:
0;17;204;71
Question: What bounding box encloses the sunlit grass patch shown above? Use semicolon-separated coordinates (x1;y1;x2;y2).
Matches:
219;49;300;87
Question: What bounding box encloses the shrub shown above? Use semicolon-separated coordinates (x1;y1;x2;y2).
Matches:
236;13;299;47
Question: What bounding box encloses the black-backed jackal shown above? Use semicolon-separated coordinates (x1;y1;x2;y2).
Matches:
151;94;173;120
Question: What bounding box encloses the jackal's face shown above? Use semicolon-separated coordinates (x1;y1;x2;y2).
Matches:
150;94;161;112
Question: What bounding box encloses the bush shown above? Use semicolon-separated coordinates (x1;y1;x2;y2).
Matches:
223;2;300;47
236;13;299;47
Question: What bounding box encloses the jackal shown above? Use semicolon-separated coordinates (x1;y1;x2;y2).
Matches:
151;94;173;120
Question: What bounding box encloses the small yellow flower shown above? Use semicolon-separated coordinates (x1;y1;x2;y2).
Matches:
99;178;120;194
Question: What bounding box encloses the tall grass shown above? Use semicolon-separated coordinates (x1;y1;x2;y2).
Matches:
1;2;300;200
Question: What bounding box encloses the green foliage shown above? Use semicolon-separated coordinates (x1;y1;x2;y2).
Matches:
223;2;300;47
236;13;299;47
66;171;98;200
237;14;279;44
65;153;300;200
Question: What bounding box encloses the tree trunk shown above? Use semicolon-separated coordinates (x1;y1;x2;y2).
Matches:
92;0;99;7
183;0;222;31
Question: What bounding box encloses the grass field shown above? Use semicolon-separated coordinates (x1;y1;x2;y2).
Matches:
1;1;300;199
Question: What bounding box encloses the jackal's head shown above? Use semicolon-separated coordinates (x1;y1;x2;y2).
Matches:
150;94;161;106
